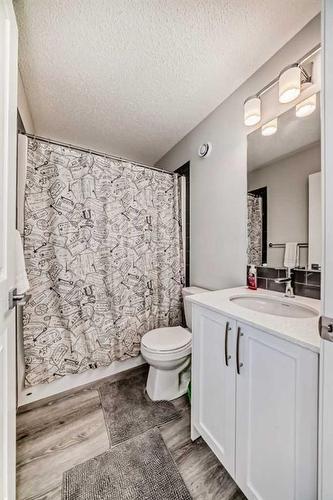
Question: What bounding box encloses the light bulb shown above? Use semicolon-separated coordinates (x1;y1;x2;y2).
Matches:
262;118;277;136
296;93;316;117
244;96;261;126
279;65;301;104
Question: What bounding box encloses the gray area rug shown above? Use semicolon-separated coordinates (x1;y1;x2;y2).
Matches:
63;427;192;500
99;372;181;446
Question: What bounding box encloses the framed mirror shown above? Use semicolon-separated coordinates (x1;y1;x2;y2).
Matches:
247;92;321;273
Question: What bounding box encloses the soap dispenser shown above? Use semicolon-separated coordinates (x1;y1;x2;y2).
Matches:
248;265;257;290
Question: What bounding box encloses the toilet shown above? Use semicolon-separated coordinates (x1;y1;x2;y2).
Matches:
141;286;207;401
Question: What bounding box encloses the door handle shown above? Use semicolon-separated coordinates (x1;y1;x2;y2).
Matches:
8;288;31;310
319;315;333;341
236;326;244;374
224;321;231;366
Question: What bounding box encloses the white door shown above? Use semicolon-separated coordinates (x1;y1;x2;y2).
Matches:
319;1;333;498
235;322;318;500
0;1;18;499
191;305;236;477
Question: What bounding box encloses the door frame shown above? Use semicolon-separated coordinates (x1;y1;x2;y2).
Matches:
0;1;18;499
319;1;333;498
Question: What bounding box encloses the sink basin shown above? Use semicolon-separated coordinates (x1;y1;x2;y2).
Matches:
230;295;318;318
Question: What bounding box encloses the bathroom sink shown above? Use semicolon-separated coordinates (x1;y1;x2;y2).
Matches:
229;295;318;318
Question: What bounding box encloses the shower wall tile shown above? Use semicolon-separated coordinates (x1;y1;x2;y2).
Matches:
256;267;279;279
306;271;321;286
294;283;321;300
267;279;285;293
293;270;306;284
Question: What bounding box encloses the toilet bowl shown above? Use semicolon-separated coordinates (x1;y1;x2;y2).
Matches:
141;286;208;401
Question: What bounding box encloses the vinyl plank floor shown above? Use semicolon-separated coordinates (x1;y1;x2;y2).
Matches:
16;389;109;500
17;387;101;440
160;396;246;500
17;371;246;500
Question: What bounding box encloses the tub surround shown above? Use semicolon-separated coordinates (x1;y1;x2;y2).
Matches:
188;286;320;352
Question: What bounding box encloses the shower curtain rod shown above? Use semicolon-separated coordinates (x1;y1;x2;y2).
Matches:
21;133;176;176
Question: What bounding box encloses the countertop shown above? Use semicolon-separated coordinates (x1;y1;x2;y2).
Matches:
187;286;321;353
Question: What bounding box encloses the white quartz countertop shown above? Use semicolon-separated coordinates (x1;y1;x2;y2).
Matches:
187;286;321;353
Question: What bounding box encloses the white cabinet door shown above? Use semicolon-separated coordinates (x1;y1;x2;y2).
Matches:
191;305;237;476
235;322;318;500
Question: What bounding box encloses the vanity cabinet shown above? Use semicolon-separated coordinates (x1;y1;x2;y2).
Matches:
191;305;319;500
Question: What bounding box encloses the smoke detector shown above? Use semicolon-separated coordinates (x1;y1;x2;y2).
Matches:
198;142;212;158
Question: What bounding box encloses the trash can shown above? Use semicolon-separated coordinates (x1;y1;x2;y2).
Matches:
187;381;191;403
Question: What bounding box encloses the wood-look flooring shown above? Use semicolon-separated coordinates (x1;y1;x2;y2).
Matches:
17;366;245;500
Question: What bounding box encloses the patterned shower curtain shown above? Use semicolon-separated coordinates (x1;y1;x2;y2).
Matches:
247;194;263;266
23;139;184;386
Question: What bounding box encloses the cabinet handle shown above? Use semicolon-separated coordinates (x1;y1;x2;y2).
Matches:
236;326;243;374
224;321;230;366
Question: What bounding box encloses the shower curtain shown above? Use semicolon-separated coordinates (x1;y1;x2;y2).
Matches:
23;139;184;386
247;194;263;266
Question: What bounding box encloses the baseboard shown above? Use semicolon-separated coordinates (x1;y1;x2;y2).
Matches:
17;355;146;408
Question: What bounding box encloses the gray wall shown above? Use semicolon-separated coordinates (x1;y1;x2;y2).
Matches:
157;16;320;291
248;143;321;268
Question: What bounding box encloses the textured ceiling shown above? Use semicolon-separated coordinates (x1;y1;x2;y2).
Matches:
14;0;320;165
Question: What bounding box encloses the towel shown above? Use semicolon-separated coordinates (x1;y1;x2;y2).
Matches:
16;230;29;294
284;242;299;269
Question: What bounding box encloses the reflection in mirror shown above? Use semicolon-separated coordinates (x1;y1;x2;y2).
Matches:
247;93;321;272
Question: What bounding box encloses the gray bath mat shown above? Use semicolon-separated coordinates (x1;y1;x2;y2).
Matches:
99;372;181;446
63;427;192;500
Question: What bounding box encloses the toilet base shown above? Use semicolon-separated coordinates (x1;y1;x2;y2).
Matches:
146;358;191;401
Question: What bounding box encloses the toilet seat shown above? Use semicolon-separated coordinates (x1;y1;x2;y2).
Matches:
141;326;191;354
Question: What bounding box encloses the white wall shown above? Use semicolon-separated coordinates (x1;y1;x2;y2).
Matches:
248;143;321;268
157;15;321;291
308;171;322;268
18;70;35;133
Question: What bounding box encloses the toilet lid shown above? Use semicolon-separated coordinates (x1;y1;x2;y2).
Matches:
142;326;191;352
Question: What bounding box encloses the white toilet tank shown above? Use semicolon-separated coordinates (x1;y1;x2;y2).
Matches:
182;286;208;330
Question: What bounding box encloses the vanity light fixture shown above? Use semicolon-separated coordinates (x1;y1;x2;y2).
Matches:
296;93;317;117
243;44;320;126
261;118;277;136
244;96;261;126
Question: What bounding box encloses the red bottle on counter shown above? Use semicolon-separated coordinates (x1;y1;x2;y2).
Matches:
248;265;257;290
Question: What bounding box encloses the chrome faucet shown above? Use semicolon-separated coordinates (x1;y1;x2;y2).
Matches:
274;269;295;298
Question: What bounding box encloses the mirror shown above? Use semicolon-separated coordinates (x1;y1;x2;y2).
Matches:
247;92;321;271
